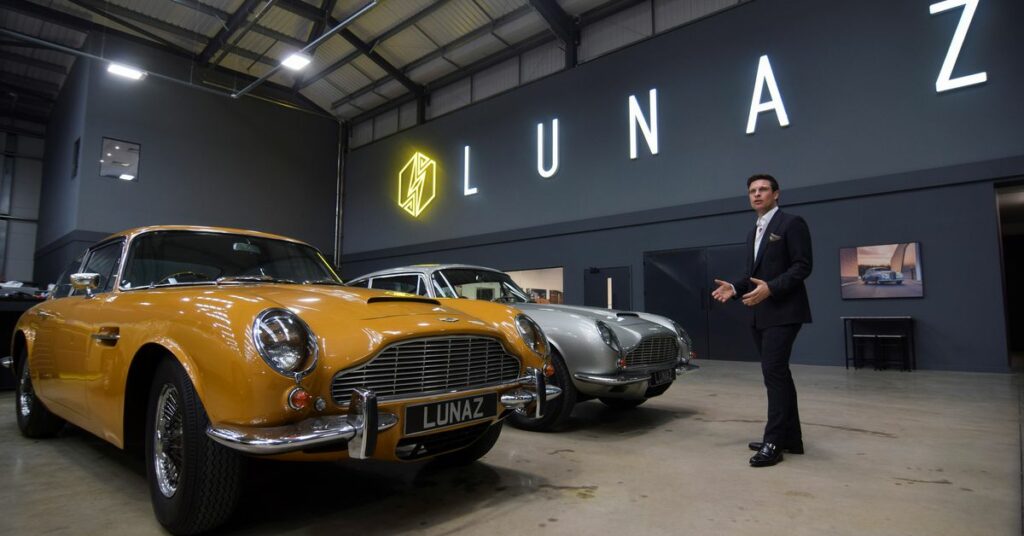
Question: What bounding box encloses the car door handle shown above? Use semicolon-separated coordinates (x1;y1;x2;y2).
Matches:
92;327;120;344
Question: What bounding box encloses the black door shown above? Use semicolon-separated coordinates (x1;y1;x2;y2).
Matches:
583;266;631;310
643;249;709;359
707;244;759;361
643;245;758;361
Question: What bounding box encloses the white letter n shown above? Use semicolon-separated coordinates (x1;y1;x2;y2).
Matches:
746;55;790;135
629;89;658;159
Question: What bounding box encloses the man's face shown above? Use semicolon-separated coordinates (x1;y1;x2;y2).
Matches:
748;179;779;214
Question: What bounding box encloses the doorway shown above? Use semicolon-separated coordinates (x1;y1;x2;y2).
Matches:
643;245;758;361
997;184;1024;369
583;266;631;310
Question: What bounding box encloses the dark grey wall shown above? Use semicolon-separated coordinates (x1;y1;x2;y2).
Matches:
339;0;1022;372
342;179;1011;372
343;0;1024;254
34;34;340;285
36;57;89;284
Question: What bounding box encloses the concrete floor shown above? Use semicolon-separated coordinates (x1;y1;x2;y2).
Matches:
1;360;1020;535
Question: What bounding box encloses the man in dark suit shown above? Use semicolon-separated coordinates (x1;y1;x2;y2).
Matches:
711;174;812;467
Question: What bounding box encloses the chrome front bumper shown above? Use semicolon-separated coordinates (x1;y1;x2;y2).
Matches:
207;368;559;457
574;360;699;388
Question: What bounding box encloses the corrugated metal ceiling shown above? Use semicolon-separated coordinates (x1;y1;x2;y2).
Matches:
1;0;659;130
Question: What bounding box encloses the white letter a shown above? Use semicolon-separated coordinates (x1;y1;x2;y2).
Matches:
746;55;790;135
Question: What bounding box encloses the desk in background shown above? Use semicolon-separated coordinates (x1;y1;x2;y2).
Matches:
842;316;916;371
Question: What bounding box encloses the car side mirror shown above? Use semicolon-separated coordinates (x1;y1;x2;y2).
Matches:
70;273;101;296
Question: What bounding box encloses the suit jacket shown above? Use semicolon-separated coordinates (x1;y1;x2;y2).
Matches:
732;210;813;329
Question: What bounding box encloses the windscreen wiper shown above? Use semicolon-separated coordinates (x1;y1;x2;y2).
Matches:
215;275;298;285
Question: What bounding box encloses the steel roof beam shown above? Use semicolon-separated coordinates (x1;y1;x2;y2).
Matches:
0;73;60;96
197;0;263;64
1;51;69;75
527;0;578;66
330;5;533;111
296;0;447;90
347;32;554;124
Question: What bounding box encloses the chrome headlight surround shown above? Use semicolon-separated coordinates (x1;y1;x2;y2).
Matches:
252;308;319;379
515;314;550;358
596;320;623;355
671;320;694;361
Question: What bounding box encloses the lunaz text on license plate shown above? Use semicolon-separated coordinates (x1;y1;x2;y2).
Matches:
405;393;497;435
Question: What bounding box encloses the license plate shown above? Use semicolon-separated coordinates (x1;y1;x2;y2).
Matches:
404;393;498;435
650;369;675;387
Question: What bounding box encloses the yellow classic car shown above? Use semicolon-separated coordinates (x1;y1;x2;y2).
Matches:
5;226;557;535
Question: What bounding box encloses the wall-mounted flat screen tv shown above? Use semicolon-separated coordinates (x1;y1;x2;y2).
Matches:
839;242;923;299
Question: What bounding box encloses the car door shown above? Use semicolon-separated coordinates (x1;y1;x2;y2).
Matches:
29;256;84;414
50;240;125;420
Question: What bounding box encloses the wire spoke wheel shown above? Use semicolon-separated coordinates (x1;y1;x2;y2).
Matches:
18;363;34;419
154;384;184;498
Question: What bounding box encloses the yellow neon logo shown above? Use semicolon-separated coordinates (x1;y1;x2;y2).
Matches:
398;152;436;217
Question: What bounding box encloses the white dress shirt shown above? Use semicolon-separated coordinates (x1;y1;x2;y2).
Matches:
753;205;779;259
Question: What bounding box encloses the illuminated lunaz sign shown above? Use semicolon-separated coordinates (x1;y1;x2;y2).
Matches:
930;0;987;92
398;152;436;217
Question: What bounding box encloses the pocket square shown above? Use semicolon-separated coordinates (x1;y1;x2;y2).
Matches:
768;233;782;242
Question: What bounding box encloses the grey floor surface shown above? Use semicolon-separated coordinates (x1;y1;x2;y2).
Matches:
1;359;1020;535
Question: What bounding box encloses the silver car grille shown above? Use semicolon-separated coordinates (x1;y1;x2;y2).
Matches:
331;336;521;404
624;335;679;368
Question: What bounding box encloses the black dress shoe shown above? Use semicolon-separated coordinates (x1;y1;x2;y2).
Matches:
748;441;804;454
749;442;783;467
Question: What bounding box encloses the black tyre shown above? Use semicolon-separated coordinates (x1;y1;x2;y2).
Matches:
15;349;65;438
145;359;242;536
599;397;646;410
434;421;503;466
507;350;577;432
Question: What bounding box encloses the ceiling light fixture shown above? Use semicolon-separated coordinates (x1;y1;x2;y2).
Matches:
281;53;312;71
107;63;146;80
119;174;136;181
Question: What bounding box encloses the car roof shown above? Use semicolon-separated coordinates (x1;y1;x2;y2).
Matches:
98;226;311;247
351;264;504;280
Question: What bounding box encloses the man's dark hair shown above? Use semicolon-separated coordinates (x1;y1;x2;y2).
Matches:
747;174;779;191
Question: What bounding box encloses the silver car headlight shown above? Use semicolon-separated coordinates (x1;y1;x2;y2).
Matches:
515;314;550;357
252;308;318;377
596;320;622;355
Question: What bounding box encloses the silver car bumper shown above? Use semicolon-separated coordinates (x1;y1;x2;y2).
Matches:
207;368;560;457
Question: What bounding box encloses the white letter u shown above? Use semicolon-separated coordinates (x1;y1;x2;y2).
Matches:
537;119;559;179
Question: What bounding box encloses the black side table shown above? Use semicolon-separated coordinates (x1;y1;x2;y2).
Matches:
842;316;916;371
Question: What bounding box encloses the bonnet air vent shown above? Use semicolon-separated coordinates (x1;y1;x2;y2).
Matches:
366;296;441;306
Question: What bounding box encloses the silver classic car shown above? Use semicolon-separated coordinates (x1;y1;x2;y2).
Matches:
347;265;696;431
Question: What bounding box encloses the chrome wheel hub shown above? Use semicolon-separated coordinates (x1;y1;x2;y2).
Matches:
154;384;184;498
18;363;33;419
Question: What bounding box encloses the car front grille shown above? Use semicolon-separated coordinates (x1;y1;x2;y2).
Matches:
624;335;679;368
331;336;521;405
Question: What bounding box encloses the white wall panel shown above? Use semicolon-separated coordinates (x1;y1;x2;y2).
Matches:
4;221;37;282
654;0;740;33
579;2;653;63
472;58;519;101
399;101;419;130
427;78;472;118
521;41;565;83
373;108;399;139
351;119;374;147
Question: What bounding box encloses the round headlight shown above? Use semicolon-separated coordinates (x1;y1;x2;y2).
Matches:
515;314;550;357
596;320;622;354
252;308;318;377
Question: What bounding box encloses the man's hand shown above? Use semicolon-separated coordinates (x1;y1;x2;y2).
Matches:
741;277;771;306
711;279;735;303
